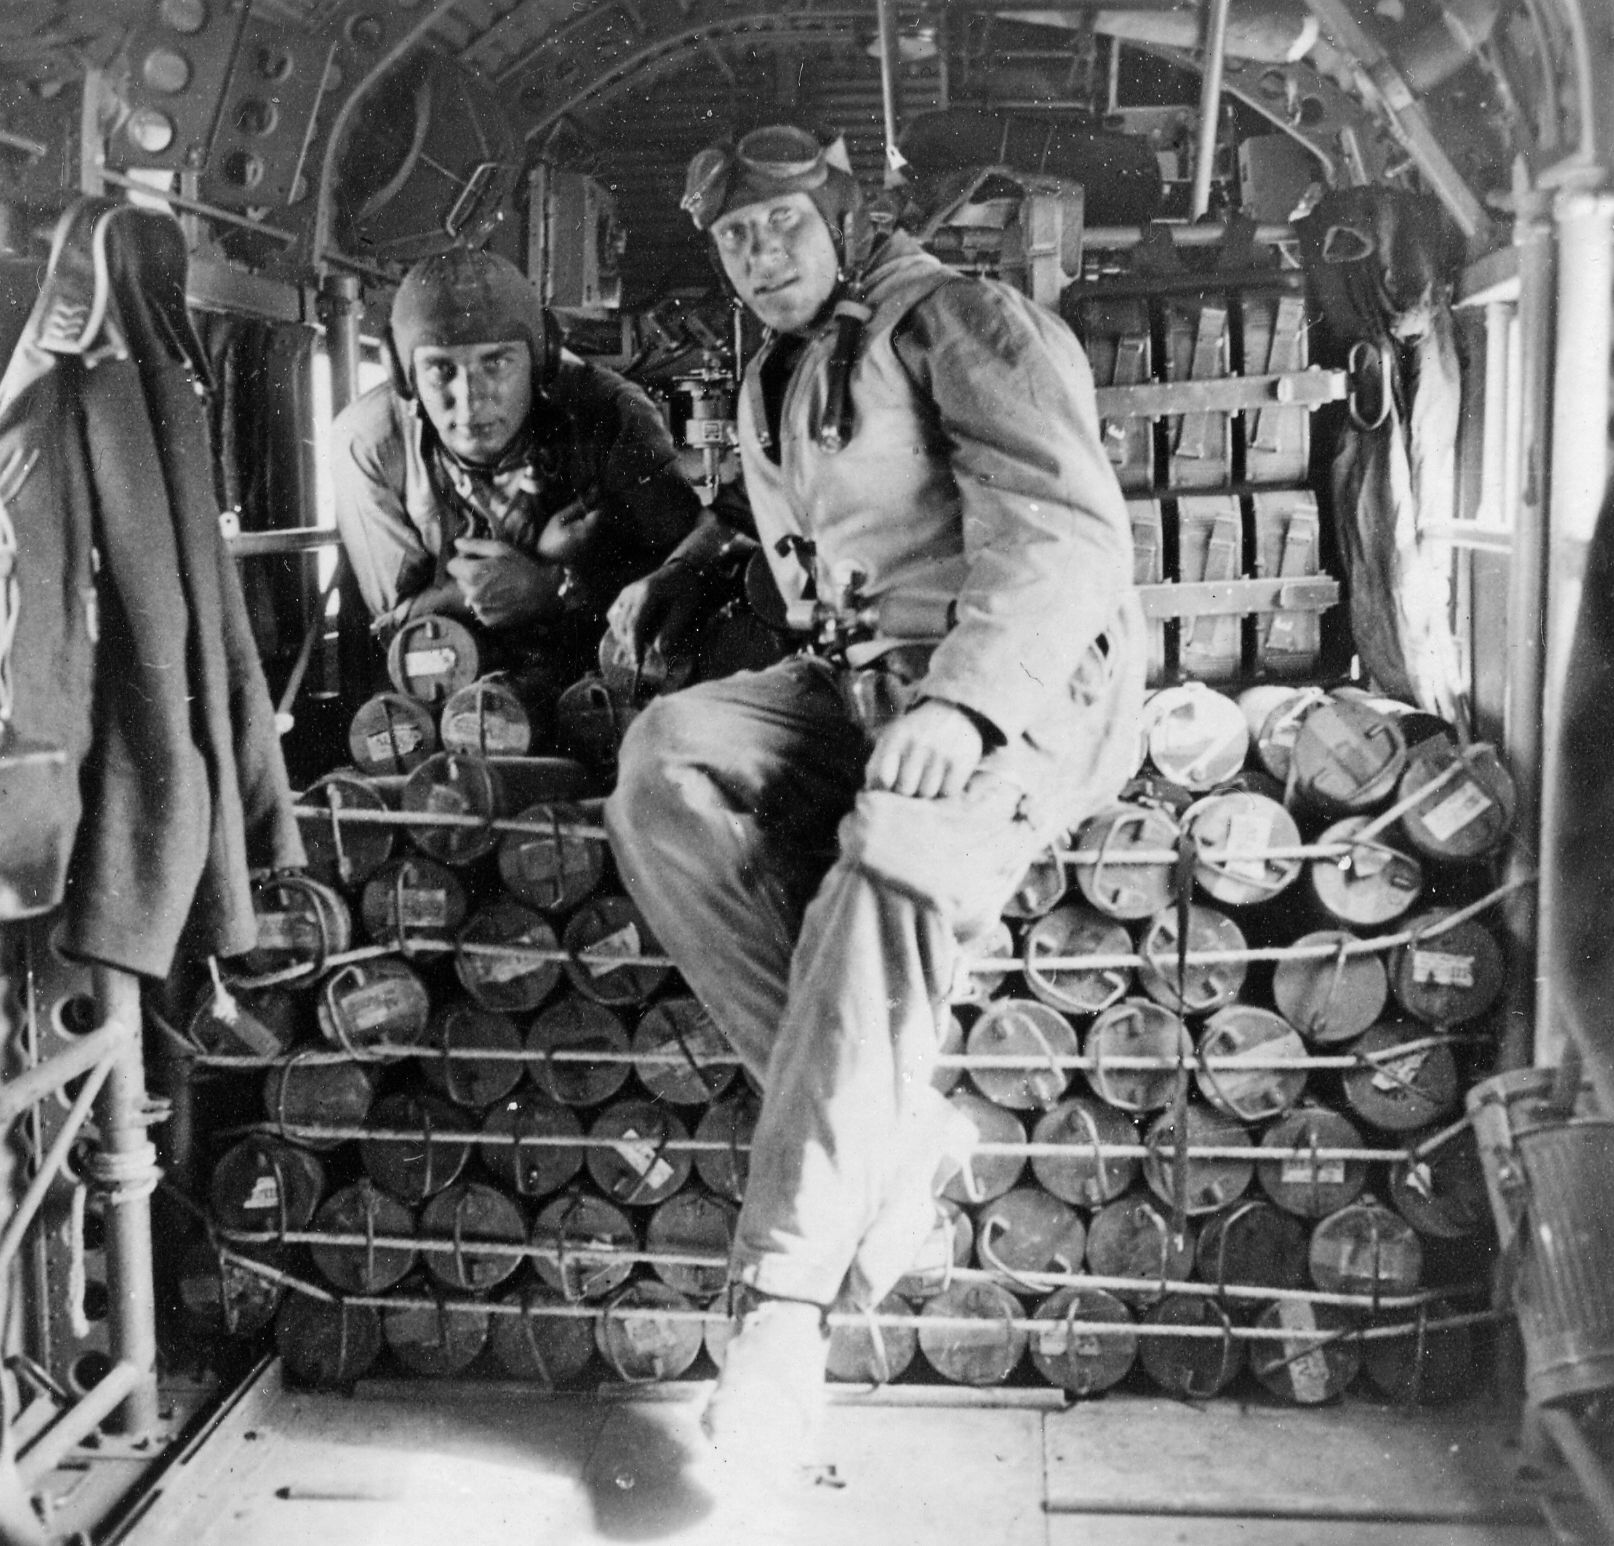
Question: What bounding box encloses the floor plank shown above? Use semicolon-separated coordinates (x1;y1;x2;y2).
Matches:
1047;1517;1556;1545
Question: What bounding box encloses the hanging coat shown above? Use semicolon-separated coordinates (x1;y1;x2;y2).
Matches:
0;198;304;978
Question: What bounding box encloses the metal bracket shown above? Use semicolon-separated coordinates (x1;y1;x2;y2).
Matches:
1096;369;1347;419
1137;576;1340;620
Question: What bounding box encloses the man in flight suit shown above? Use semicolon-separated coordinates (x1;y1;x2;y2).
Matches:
604;124;1145;1482
331;246;699;679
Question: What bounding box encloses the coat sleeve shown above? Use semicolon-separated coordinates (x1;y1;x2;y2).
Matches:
895;282;1134;743
573;363;702;557
331;387;437;618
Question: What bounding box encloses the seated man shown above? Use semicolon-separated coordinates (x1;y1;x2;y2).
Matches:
331;245;700;680
605;124;1146;1480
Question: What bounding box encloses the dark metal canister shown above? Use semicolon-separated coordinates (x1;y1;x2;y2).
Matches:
174;1239;284;1336
1389;1126;1489;1239
967;998;1077;1112
1030;1096;1140;1208
596;1282;703;1382
384;1295;490;1377
403;751;505;866
1390;909;1505;1026
488;1286;598;1385
244;875;351;982
1143;1105;1255;1216
1290;696;1407;815
455;900;564;1014
1084;999;1191;1115
309;1179;417;1294
1030;1285;1137;1396
1250;1300;1361;1404
419;1180;529;1292
1195;1005;1308;1123
976;1186;1087;1282
631;997;736;1106
386;613;480;702
1184;790;1302;909
418;1003;525;1110
586;1100;693;1208
1308;1198;1424;1296
939;1093;1026;1205
1271;930;1388;1045
298;770;394;889
1144;684;1249;792
359;854;469;946
693;1093;758;1203
480;1088;584;1199
1397;737;1516;863
1140;1294;1243;1399
824;1292;919;1385
209;1134;326;1235
1308;817;1424;929
562;895;670;1007
348;691;438;776
1022;906;1134;1016
497;802;606;914
919;1280;1029;1387
646;1191;736;1298
1085;1194;1196;1290
1071;803;1182;921
1363;1299;1477;1404
530;1192;638;1300
1001;849;1067;921
1341;1022;1460;1133
525;993;633;1108
439;675;541;757
1136;904;1247;1015
261;1057;377;1151
187;984;306;1058
317;957;431;1053
275;1296;381;1388
1257;1106;1369;1218
359;1092;472;1204
1194;1199;1310;1290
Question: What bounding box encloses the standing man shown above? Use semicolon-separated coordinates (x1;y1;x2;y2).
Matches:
331;245;701;679
605;124;1145;1481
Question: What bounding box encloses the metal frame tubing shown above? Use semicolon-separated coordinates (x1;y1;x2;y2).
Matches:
16;1361;139;1488
1499;193;1555;1074
1537;192;1614;1091
1190;0;1232;219
88;968;160;1438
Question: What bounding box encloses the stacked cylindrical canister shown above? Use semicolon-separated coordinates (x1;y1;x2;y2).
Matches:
182;670;1506;1406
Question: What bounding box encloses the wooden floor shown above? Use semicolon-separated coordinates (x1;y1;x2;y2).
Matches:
95;1363;1582;1546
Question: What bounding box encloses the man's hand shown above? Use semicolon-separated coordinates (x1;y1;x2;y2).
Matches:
607;560;707;668
865;700;984;799
447;537;562;628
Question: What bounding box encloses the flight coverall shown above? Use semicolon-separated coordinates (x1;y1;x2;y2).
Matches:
331;359;699;650
606;232;1145;1308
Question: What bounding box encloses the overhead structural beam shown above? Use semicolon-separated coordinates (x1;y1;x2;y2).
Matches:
1299;0;1491;240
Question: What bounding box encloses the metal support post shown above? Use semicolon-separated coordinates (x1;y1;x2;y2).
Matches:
1190;0;1232;219
317;273;372;705
874;0;906;188
88;968;160;1439
1536;192;1614;1090
320;274;363;420
1498;195;1554;1073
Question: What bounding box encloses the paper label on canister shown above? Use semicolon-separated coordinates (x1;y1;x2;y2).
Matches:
612;1129;674;1191
243;1174;281;1210
443;712;524;753
620;1309;667;1353
1372;1050;1428;1093
1276;1299;1330;1402
396;889;448;927
1037;1327;1069;1356
1223;810;1274;883
1412;950;1474;988
1420;781;1494;842
1281;1157;1346;1185
405;647;456;678
472;940;543;985
254;912;303;950
366;723;423;761
582;924;641;977
425;783;468;816
341;980;416;1033
1340;1232;1411;1281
